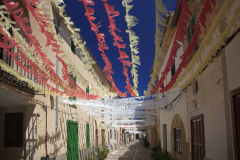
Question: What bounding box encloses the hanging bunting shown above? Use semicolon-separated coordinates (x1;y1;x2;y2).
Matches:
151;0;238;94
80;0;127;97
23;0;116;98
102;0;136;97
152;0;217;93
122;0;140;96
28;0;115;98
0;27;49;85
52;0;117;97
1;2;99;99
172;0;240;91
152;0;192;94
145;0;168;96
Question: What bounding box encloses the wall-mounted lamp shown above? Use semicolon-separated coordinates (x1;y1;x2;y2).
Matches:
37;113;40;117
42;105;47;108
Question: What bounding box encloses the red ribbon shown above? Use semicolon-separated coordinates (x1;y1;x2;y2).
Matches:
152;0;216;94
2;0;99;99
81;0;128;97
102;0;136;97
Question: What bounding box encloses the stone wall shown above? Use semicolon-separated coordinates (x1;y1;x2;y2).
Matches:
186;54;229;160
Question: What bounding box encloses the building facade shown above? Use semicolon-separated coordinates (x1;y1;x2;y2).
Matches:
0;0;121;160
148;0;240;160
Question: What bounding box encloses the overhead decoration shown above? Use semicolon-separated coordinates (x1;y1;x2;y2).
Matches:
80;0;127;97
62;90;181;125
151;0;239;94
122;0;140;96
172;0;240;91
1;1;99;99
0;19;69;97
51;0;117;98
145;0;168;96
102;0;136;97
152;0;193;94
159;0;217;92
23;0;115;98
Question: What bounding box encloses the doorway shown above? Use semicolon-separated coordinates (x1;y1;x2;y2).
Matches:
67;120;79;160
162;124;167;152
190;114;204;160
96;129;98;147
229;87;240;160
101;130;105;149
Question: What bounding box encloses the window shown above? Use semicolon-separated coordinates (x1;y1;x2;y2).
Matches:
110;130;112;139
174;128;183;154
171;60;176;76
86;85;89;94
0;9;14;66
187;13;196;44
4;113;23;147
69;73;76;104
114;130;116;140
71;39;75;54
53;18;59;34
86;124;90;148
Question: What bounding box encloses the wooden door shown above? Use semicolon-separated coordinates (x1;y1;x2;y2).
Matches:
67;120;79;160
230;88;240;160
101;130;105;149
191;114;204;160
96;129;98;147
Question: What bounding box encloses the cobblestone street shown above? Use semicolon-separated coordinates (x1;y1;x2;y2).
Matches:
106;140;152;160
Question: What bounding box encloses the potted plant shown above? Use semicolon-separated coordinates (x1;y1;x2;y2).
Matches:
96;147;110;160
144;138;150;149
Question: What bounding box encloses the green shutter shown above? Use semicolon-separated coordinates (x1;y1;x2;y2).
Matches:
53;19;59;34
69;73;76;105
187;13;196;44
86;124;90;148
86;85;89;94
71;39;75;54
67;120;79;160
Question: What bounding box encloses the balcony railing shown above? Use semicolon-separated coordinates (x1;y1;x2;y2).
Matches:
0;46;45;93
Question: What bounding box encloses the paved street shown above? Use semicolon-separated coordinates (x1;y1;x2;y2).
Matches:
106;140;152;160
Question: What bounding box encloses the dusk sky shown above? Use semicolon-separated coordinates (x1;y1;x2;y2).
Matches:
64;0;178;97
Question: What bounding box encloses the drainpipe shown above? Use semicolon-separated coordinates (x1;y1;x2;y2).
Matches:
46;106;48;158
56;17;64;129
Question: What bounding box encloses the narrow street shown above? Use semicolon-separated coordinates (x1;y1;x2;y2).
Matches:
106;140;152;160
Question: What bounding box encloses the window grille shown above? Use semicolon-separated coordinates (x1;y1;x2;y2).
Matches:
174;128;183;154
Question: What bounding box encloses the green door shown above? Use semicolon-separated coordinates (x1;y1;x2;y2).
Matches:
67;120;79;160
86;124;90;148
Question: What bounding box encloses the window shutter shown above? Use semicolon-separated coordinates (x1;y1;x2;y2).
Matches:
71;39;75;54
86;85;89;94
53;19;59;34
69;73;76;103
187;25;191;44
191;13;196;36
187;13;196;44
171;61;176;76
86;124;90;148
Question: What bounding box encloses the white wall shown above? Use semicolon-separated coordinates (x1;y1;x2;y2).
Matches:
160;92;188;153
